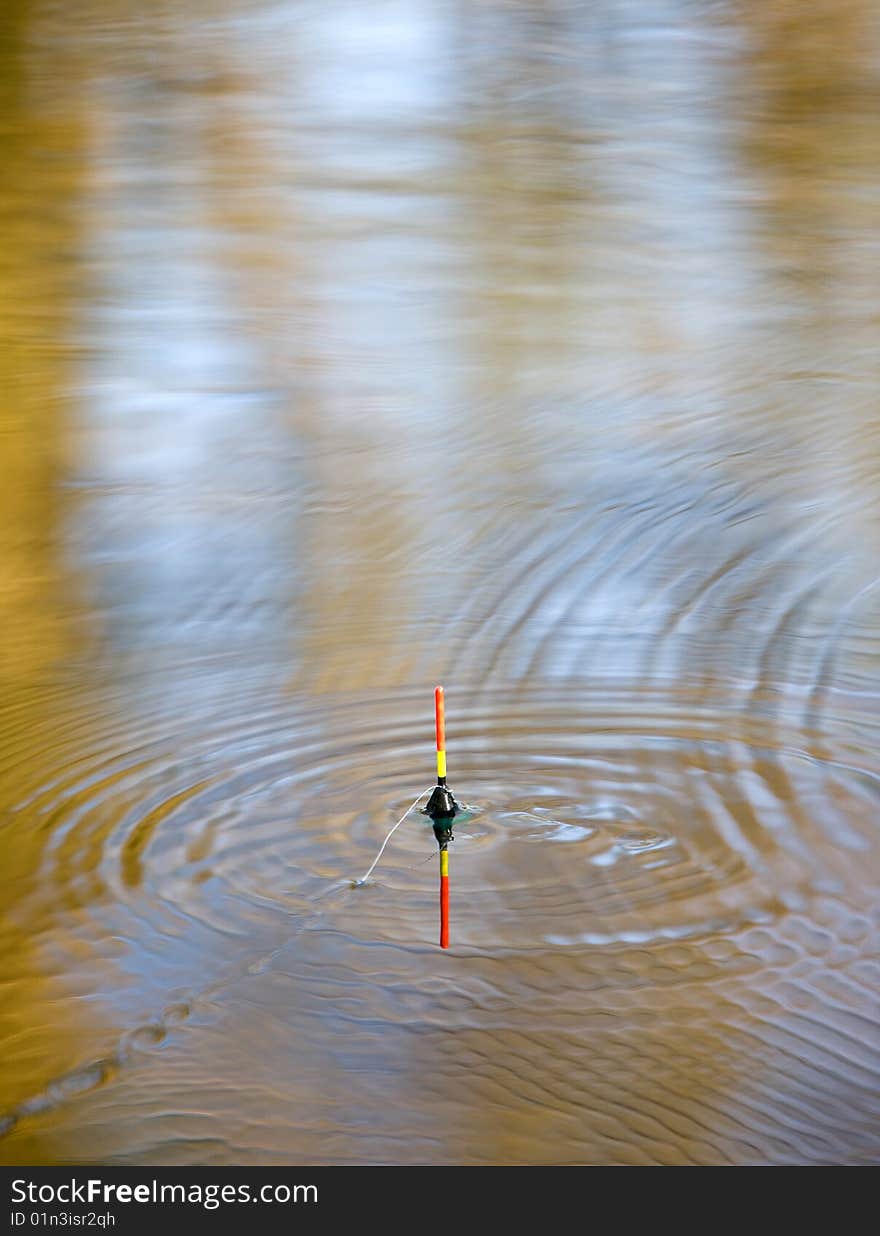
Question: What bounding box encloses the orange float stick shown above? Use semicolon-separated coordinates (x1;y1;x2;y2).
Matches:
440;846;450;949
435;685;447;784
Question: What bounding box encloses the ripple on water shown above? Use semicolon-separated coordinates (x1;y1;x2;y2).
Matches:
1;675;878;1163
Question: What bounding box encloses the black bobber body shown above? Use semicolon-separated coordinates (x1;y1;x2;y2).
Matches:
425;782;458;848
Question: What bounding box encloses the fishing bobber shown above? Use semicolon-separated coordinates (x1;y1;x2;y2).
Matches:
424;685;458;949
353;687;463;948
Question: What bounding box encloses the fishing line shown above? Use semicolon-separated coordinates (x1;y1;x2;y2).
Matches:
353;786;435;886
407;849;443;871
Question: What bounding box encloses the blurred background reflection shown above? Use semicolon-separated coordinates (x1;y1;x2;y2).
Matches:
1;0;878;1165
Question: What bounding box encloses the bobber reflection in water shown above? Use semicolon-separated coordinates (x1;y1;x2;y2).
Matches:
424;686;459;948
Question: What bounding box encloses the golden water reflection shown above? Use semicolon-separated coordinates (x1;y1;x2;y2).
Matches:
1;0;878;1165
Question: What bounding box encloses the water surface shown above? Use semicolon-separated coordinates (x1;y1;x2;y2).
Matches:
1;0;879;1165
